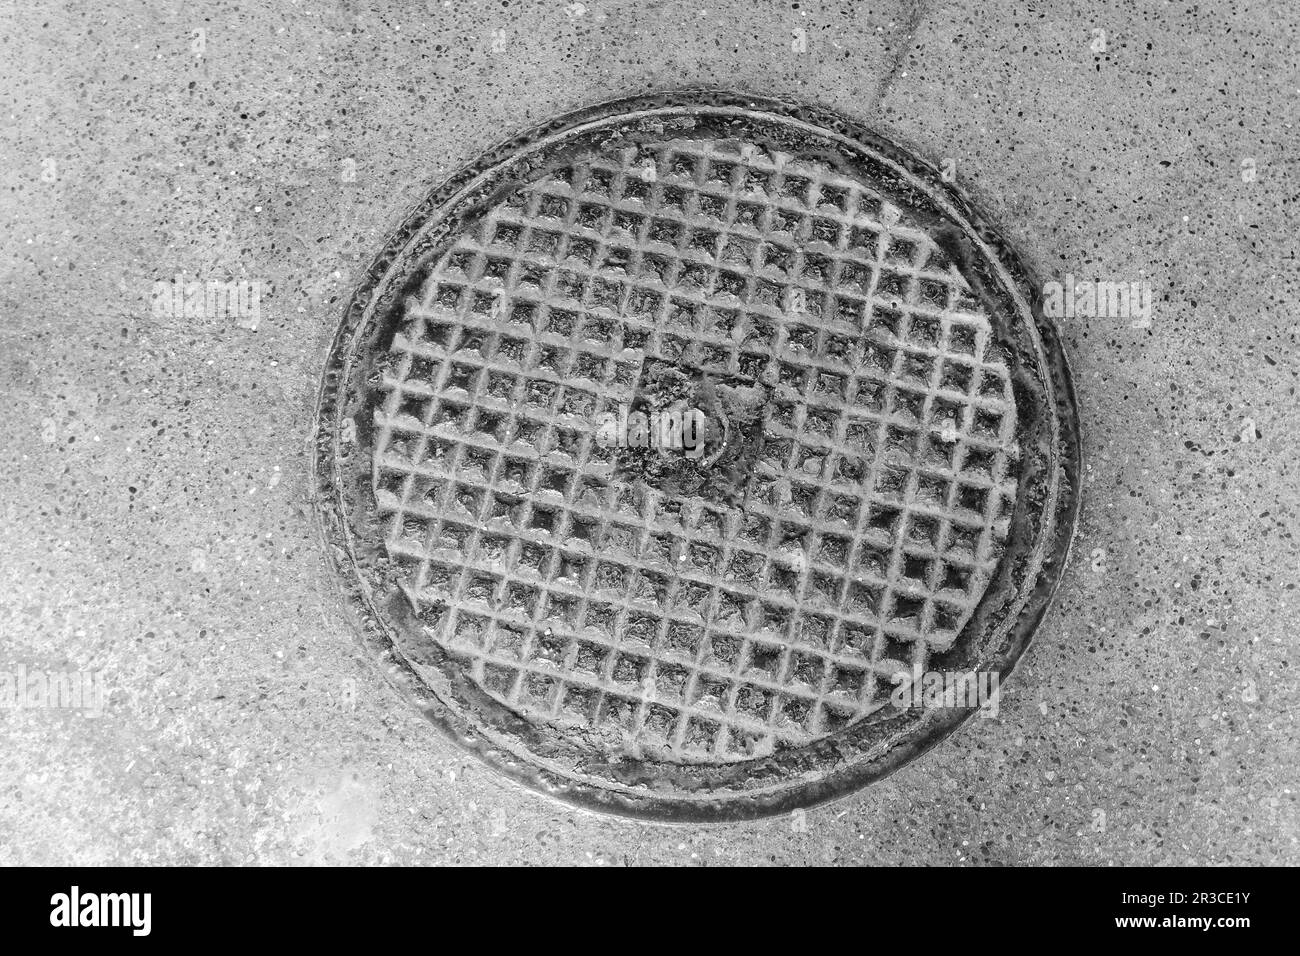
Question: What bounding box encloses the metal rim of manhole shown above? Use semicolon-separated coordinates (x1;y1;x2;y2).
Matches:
313;90;1082;822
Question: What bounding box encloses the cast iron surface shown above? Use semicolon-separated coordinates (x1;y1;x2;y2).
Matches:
313;91;1082;821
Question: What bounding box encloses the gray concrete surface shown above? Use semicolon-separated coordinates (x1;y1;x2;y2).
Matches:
1;0;1296;864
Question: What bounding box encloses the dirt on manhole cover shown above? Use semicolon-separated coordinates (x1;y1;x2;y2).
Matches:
314;92;1081;821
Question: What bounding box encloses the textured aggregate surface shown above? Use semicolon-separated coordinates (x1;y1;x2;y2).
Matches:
1;0;1296;862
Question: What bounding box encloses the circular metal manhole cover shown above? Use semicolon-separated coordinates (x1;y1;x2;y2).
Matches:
315;92;1081;820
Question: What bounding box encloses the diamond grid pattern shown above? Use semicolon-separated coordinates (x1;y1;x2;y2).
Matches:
369;139;1020;762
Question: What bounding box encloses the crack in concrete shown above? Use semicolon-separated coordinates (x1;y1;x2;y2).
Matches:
872;0;932;117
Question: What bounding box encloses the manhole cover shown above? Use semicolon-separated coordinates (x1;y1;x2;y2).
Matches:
315;92;1081;820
